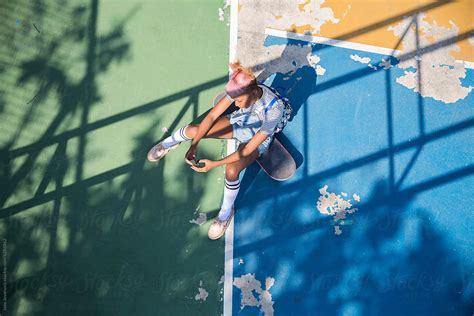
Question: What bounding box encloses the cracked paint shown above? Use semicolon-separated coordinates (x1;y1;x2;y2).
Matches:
195;288;209;301
218;7;225;21
271;0;340;35
350;54;371;64
317;185;360;235
378;58;393;70
237;0;338;80
189;213;207;226
194;280;209;301
307;53;327;75
218;0;230;23
388;14;472;103
245;42;325;81
233;273;275;316
350;54;377;70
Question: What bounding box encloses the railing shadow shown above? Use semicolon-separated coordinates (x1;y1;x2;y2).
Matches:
1;0;472;314
232;4;473;315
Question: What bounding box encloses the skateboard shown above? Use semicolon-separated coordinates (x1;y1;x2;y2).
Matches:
256;136;296;181
214;92;296;181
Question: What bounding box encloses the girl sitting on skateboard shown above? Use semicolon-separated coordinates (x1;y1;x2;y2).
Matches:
147;62;291;240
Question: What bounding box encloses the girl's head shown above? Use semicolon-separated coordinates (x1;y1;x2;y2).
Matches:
226;61;260;108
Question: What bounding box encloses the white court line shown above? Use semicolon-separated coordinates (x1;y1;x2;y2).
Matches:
224;1;238;316
265;28;474;69
223;139;235;316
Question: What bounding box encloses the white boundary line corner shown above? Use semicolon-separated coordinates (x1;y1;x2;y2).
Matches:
264;28;474;69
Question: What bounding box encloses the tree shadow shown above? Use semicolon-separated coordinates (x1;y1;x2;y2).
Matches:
1;1;233;313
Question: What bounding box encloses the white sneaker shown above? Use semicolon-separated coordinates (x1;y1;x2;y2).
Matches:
208;207;234;240
146;141;179;162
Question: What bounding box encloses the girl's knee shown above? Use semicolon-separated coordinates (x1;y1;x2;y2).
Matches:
225;164;242;181
185;124;198;138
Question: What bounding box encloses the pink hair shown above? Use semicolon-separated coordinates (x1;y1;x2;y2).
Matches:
226;61;258;98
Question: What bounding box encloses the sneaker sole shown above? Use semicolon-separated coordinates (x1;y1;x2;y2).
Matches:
146;143;179;162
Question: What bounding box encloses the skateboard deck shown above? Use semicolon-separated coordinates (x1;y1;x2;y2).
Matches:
256;137;296;181
214;92;296;181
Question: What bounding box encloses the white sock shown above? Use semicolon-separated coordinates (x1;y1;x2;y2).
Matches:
161;126;191;149
218;179;240;220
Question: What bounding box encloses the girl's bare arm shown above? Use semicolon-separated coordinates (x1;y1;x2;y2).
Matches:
191;96;232;146
213;132;267;167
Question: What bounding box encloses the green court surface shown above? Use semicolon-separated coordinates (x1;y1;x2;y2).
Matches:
1;0;229;315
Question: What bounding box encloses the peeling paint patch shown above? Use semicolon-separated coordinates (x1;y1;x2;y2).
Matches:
238;258;244;265
237;0;339;79
307;53;326;76
161;126;168;133
388;14;472;103
218;8;225;21
195;284;209;302
307;53;321;66
298;0;311;12
189;213;207;226
350;54;378;70
378;58;393;70
317;185;354;215
233;274;275;316
218;0;230;23
316;185;360;235
288;23;315;35
315;65;326;76
267;0;340;35
350;54;371;64
250;43;318;79
368;63;377;70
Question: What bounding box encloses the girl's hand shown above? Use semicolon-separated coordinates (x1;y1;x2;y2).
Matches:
186;144;198;161
191;159;215;173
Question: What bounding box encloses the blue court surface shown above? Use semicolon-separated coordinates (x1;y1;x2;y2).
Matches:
231;34;473;315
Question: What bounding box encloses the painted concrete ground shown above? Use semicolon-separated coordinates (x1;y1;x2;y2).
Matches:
1;0;229;315
1;0;473;315
232;34;473;316
230;1;473;315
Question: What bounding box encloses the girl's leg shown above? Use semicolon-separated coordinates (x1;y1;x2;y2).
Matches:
184;116;233;139
217;143;259;220
156;116;232;151
160;126;191;149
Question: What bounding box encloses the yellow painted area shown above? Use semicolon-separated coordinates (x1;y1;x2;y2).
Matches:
291;0;473;62
298;0;311;12
274;15;283;20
